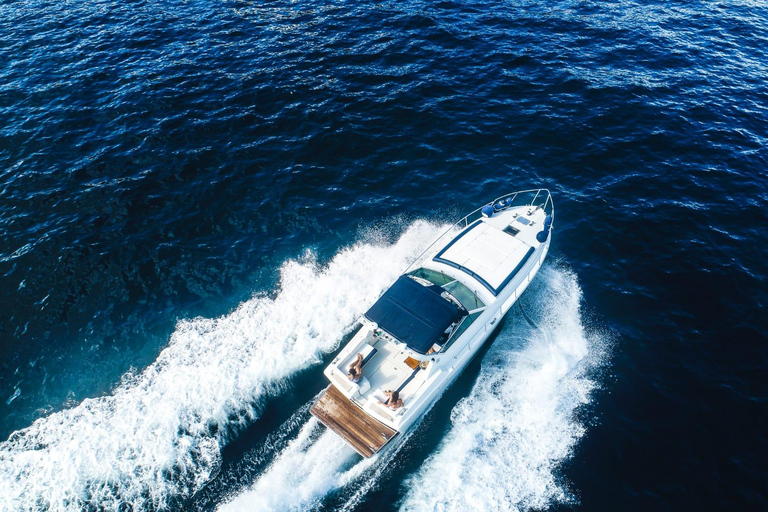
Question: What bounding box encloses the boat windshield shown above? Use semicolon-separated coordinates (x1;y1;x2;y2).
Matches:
408;268;485;310
442;310;483;352
408;267;454;286
442;280;485;310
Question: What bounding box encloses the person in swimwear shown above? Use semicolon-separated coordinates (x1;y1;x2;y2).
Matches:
347;353;363;382
379;390;404;410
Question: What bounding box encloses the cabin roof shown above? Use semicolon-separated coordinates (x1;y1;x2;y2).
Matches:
433;220;535;296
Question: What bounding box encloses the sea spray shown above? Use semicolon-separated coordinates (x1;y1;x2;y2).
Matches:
399;265;608;512
0;221;448;512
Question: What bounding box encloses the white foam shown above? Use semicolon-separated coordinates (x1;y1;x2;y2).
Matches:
399;266;607;512
217;395;422;512
219;418;376;512
0;220;448;512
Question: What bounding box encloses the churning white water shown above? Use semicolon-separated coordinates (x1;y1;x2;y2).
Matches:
218;418;375;512
0;221;449;512
217;398;418;512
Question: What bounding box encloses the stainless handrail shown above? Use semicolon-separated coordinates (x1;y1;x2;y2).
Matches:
404;189;554;274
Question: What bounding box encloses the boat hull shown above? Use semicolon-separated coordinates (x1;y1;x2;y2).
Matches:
311;190;554;457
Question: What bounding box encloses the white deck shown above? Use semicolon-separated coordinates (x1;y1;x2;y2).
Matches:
329;329;432;426
345;338;412;394
335;333;424;388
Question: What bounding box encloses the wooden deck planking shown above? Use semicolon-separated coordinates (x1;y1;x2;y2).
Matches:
403;356;420;370
310;385;397;457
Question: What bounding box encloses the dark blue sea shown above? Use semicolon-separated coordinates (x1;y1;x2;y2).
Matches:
1;0;766;510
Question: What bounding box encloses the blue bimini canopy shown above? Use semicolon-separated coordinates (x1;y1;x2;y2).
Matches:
364;275;462;355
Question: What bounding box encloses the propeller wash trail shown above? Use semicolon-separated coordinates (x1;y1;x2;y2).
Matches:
219;418;374;512
216;397;419;512
0;221;448;512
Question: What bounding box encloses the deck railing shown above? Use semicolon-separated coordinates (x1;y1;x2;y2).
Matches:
404;188;554;274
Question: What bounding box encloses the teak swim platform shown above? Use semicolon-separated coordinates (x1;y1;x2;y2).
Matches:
310;385;398;457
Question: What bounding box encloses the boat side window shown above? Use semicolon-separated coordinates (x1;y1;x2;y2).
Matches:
442;280;485;310
441;310;483;352
408;268;454;286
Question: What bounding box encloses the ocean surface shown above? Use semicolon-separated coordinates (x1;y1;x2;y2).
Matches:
1;0;766;510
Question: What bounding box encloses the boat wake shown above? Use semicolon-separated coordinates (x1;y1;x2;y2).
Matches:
218;418;372;512
214;264;606;512
216;399;417;512
399;265;609;512
0;221;448;512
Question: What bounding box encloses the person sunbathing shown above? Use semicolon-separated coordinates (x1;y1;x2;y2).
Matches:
380;390;404;410
347;353;363;382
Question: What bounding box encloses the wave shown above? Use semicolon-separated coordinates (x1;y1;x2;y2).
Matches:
399;265;609;512
0;220;448;512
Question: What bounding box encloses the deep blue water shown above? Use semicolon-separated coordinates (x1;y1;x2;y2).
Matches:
1;0;767;510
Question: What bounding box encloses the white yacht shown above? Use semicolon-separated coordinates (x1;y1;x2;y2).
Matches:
310;189;554;457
